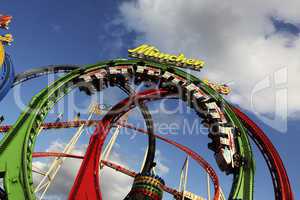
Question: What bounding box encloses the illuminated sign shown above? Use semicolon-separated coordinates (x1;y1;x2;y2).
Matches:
203;79;231;95
128;44;205;71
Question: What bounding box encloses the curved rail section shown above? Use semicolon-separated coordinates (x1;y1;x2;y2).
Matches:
0;64;79;102
31;152;181;197
68;89;221;200
68;89;173;200
0;59;254;200
231;106;294;200
0;113;293;200
0;120;99;133
119;122;222;200
12;65;80;87
118;84;157;174
6;64;156;175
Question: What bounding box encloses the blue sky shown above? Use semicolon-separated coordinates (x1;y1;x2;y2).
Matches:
0;0;299;199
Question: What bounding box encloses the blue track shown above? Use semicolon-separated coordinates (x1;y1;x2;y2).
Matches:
0;54;14;101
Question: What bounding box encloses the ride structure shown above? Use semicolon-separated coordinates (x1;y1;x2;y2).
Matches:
0;15;294;200
0;14;13;102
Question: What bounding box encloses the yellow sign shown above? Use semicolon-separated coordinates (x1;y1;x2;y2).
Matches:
203;79;231;95
128;44;205;71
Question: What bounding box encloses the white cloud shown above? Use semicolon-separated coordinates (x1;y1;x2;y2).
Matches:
118;0;300;124
156;160;170;175
45;140;66;152
32;141;132;200
100;165;132;200
155;150;170;175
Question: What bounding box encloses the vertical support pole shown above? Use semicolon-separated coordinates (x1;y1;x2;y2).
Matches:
140;146;148;173
207;173;211;200
178;156;189;200
34;104;97;199
100;125;121;168
100;111;129;169
140;147;157;175
183;156;189;200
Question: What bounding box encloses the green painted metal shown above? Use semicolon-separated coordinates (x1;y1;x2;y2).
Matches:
0;59;254;200
0;68;82;199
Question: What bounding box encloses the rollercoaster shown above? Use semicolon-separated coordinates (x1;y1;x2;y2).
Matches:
0;14;295;200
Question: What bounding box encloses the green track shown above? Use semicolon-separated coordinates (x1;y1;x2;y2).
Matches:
0;59;255;200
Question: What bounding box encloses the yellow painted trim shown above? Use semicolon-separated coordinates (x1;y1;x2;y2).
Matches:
0;42;4;67
203;79;231;95
0;34;13;44
128;44;205;71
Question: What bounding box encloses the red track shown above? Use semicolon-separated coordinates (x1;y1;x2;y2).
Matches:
32;152;84;160
32;152;180;197
68;89;168;200
32;152;138;181
119;122;220;198
0;120;99;133
1;96;294;199
231;106;294;200
67;89;220;200
31;153;140;191
0;120;215;197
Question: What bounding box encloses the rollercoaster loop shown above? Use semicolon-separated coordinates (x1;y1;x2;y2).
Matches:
0;56;294;200
0;106;294;199
117;83;158;174
30;110;225;199
67;60;254;200
66;88;220;200
0;59;253;200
